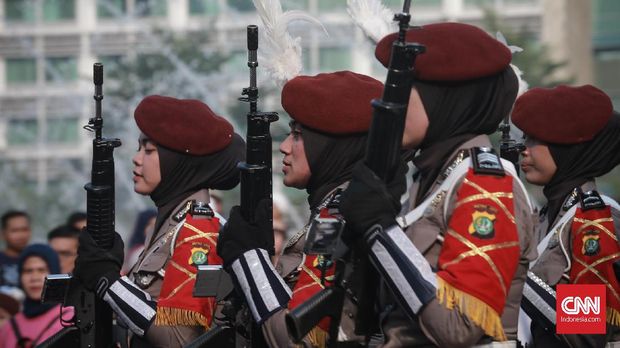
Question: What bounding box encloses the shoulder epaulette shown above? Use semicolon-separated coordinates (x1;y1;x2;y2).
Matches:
173;200;214;222
469;147;505;177
190;201;214;218
578;188;606;211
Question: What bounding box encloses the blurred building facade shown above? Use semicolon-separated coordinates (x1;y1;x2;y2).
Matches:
0;0;616;194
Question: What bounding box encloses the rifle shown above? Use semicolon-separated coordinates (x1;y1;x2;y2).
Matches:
285;1;425;346
38;63;121;348
499;117;525;176
186;25;278;348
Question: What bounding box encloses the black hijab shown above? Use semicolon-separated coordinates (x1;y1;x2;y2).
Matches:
412;67;519;200
150;133;245;232
544;111;620;224
19;244;60;318
300;124;368;209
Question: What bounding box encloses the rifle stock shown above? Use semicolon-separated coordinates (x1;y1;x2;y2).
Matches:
286;286;344;343
38;63;121;348
183;324;235;348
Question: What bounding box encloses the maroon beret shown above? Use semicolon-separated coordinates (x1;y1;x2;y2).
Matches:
375;22;511;81
281;71;383;134
512;85;613;144
134;95;233;155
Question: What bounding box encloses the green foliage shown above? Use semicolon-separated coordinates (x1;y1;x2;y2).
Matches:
228;0;255;12
481;8;574;88
106;29;229;100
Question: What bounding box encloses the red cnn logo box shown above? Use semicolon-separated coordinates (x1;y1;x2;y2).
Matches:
557;284;606;334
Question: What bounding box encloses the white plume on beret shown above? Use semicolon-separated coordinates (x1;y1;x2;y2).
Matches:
252;0;327;86
496;31;529;97
347;0;397;43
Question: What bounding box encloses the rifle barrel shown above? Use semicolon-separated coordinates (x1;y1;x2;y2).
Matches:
402;0;411;13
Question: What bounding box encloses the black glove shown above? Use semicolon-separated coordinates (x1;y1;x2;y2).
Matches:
340;161;407;245
74;231;124;297
217;199;273;268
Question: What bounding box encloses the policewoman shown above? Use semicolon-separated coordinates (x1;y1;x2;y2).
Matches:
513;85;620;347
217;71;383;347
339;23;537;347
74;95;245;348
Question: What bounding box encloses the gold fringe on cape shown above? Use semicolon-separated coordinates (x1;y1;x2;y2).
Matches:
437;277;507;341
155;307;211;329
296;326;327;348
608;307;620;327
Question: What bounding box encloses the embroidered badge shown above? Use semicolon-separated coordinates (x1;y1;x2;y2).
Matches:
313;254;333;270
562;188;579;212
581;231;600;256
468;204;498;239
173;201;193;222
188;244;210;266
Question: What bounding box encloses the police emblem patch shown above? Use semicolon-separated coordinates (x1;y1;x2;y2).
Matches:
581;232;600;256
313;255;333;270
468;204;498;239
188;245;210;266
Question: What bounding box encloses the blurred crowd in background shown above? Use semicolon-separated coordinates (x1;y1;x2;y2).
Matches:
0;193;292;340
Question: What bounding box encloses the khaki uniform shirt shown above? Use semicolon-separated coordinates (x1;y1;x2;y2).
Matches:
127;189;211;348
380;135;538;347
529;181;620;347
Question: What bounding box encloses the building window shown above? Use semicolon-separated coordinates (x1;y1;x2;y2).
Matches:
97;0;127;19
6;58;37;85
228;0;255;12
45;57;78;83
7;119;38;146
503;0;536;4
98;55;123;69
595;51;620;108
282;0;307;11
384;0;441;9
464;0;495;8
189;0;219;15
318;0;346;12
135;0;167;17
47;118;79;144
593;0;620;48
5;0;36;22
43;0;75;21
319;47;351;71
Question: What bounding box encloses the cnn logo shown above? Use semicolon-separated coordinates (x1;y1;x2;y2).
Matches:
557;284;606;334
560;296;600;315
